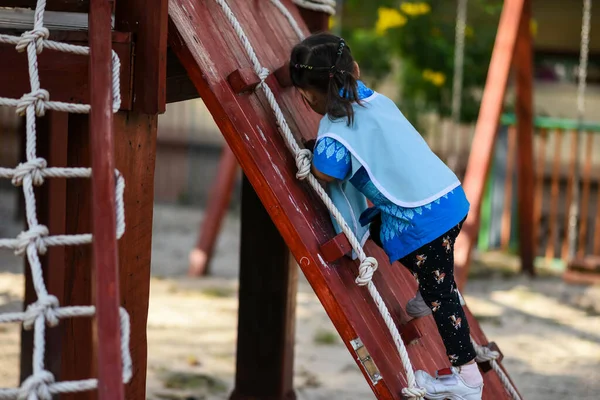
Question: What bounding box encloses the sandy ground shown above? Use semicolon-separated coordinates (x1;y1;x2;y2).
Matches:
1;197;600;399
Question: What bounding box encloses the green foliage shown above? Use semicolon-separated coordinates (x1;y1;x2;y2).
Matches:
341;0;503;124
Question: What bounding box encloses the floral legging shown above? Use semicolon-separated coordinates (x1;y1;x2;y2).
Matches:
399;220;476;366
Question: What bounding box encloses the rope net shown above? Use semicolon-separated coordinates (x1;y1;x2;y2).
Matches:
219;0;520;399
0;1;132;399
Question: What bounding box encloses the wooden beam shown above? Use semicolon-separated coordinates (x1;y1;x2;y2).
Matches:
0;0;89;13
189;145;238;276
0;30;133;110
454;0;526;288
88;0;124;398
230;176;297;400
514;0;535;276
166;46;199;103
113;111;157;400
114;0;168;114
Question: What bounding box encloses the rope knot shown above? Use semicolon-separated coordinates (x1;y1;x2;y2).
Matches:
17;89;50;117
295;149;312;180
15;225;49;256
474;343;500;362
401;386;427;399
16;27;50;54
355;257;378;286
23;295;60;330
19;370;54;400
12;158;47;187
258;67;270;82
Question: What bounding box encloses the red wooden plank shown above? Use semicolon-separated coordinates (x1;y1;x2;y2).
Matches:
168;1;517;398
454;0;526;287
514;0;535;276
88;0;124;398
115;0;168;114
113;111;157;400
0;0;89;12
0;30;133;110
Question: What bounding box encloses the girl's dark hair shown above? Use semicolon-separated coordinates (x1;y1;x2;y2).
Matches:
289;33;360;126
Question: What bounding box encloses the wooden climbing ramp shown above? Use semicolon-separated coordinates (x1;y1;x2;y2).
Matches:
167;0;521;398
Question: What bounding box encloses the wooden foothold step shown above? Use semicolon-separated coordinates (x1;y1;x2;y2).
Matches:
319;232;352;262
399;318;422;346
477;342;504;373
227;67;262;94
274;62;292;88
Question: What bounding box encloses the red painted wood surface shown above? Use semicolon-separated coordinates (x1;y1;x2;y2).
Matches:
168;0;520;398
88;0;124;398
115;0;169;114
0;30;133;110
454;0;525;287
514;0;534;276
189;145;238;276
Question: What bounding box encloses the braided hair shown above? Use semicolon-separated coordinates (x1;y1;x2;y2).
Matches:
289;33;361;126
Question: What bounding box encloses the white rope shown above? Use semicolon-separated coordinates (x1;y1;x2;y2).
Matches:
292;0;336;15
217;0;424;397
0;1;131;398
472;339;522;400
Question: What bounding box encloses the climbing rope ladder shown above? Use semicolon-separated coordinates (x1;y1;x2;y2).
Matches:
0;0;131;398
215;0;519;398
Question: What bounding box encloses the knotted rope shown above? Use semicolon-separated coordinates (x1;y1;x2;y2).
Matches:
216;0;424;397
0;1;131;398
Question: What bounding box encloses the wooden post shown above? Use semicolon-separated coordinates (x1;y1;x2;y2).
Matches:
454;0;526;288
188;145;238;276
230;176;297;400
514;0;535;276
89;0;124;398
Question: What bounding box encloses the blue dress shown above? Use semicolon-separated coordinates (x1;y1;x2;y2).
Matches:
312;82;470;262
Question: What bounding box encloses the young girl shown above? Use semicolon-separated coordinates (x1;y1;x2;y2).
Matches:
290;33;483;400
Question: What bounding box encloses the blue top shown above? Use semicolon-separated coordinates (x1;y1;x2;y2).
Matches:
317;82;460;207
313;82;470;261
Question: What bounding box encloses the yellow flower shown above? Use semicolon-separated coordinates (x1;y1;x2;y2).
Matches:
400;2;431;17
465;25;474;38
530;19;538;37
422;69;446;86
329;16;336;30
375;7;407;36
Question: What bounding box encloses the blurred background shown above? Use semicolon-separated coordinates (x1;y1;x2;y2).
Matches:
1;1;600;399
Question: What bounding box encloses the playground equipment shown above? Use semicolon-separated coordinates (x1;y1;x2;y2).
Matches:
0;0;165;398
0;0;523;399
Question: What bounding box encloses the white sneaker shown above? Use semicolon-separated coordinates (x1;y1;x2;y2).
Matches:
406;290;466;318
415;368;483;400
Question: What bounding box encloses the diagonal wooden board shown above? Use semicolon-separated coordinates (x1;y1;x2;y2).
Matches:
167;0;520;398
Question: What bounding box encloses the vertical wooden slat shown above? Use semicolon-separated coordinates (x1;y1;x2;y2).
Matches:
577;132;594;257
88;0;124;398
454;0;526;287
500;125;517;251
593;175;600;254
514;0;535;274
533;128;548;258
546;129;563;260
114;0;169;114
561;129;579;260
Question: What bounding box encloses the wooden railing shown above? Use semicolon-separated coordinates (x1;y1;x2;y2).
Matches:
477;114;600;266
